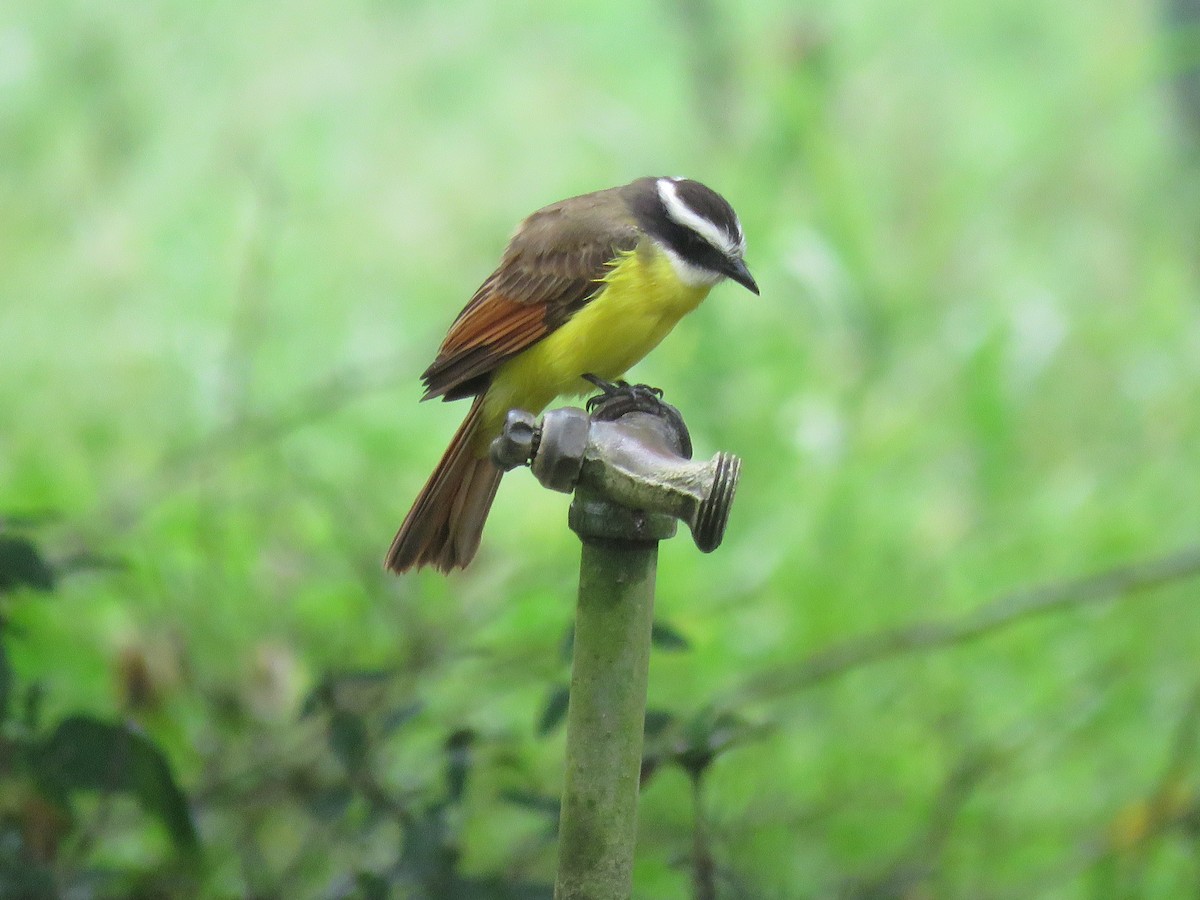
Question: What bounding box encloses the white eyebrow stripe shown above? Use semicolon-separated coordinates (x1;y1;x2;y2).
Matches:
657;178;740;257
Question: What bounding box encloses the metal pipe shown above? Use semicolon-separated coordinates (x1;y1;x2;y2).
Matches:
490;394;741;899
554;485;669;900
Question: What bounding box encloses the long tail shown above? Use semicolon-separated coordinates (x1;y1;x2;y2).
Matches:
385;396;503;573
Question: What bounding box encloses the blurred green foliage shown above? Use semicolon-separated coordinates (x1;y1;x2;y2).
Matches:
3;0;1200;896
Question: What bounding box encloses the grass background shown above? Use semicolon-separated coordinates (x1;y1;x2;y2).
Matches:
3;0;1200;895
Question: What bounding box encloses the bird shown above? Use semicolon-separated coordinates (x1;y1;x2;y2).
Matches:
385;175;758;573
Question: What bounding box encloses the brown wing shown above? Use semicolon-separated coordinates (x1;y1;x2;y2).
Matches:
420;190;641;402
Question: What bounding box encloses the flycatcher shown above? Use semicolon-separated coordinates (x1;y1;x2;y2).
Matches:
386;176;757;573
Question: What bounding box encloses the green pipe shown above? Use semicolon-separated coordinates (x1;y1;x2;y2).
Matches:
554;488;675;900
489;398;739;898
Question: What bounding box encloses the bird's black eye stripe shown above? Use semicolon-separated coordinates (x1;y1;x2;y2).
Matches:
648;218;728;269
627;178;738;272
673;226;727;269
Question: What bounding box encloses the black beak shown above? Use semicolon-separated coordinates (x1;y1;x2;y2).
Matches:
724;257;759;295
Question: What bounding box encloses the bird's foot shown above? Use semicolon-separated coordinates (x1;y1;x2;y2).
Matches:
581;373;692;458
583;374;665;413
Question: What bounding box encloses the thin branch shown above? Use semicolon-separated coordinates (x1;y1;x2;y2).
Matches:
747;545;1200;699
691;774;716;900
1156;681;1200;795
1002;678;1200;898
841;747;993;899
92;354;415;535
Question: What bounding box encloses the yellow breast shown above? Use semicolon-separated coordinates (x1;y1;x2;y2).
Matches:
481;245;712;442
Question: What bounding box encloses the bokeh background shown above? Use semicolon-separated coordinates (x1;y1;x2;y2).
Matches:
4;0;1200;896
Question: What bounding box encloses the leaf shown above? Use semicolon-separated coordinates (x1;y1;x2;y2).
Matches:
537;685;570;736
300;668;395;719
0;839;56;899
559;625;575;663
32;715;198;852
380;700;423;736
640;710;677;789
444;729;474;804
650;620;691;652
328;668;396;694
0;535;55;593
639;755;663;788
398;806;456;885
329;709;370;776
672;708;753;780
455;877;554;899
0;510;59;528
55;551;127;576
298;681;334;719
308;784;354;822
22;683;44;730
499;789;560;819
0;644;10;724
643;709;675;739
354;871;390;900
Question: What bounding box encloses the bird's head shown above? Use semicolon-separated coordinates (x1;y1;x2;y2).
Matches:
629;176;758;295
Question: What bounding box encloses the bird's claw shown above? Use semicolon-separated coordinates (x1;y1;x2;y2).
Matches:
583;375;665;413
580;373;692;458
